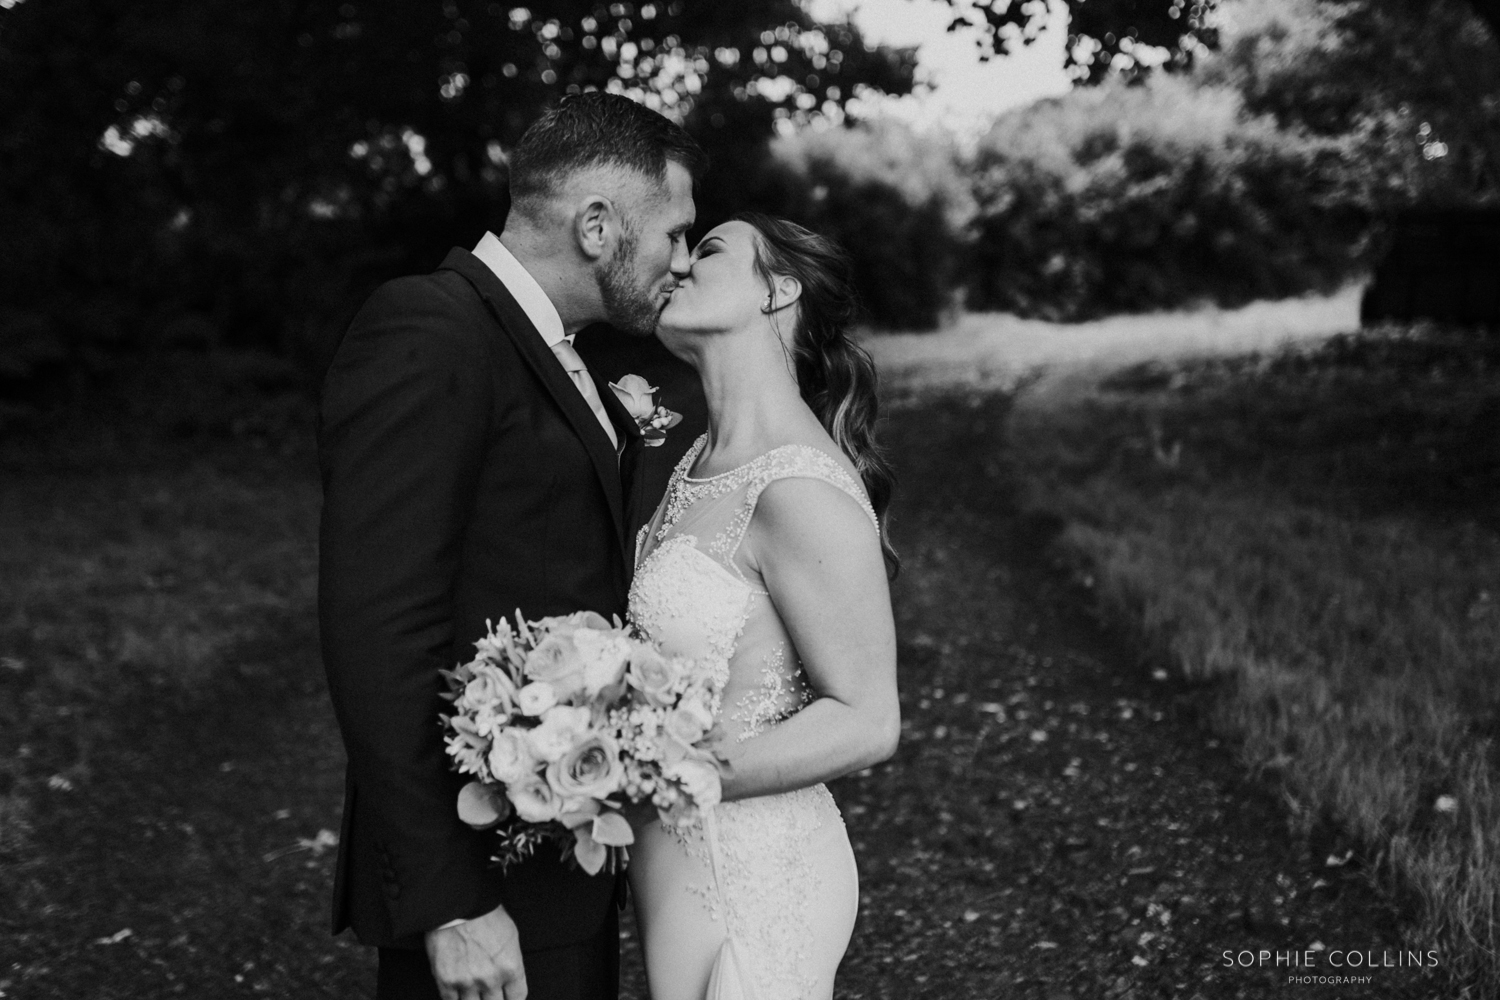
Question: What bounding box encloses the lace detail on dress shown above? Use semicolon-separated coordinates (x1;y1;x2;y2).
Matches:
673;787;844;999
628;434;860;999
627;534;750;699
730;643;814;743
657;435;879;547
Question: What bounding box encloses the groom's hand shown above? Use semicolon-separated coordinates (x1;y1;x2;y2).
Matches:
425;904;527;1000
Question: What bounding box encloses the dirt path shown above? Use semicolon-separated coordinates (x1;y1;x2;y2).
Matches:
5;391;1439;998
865;288;1360;405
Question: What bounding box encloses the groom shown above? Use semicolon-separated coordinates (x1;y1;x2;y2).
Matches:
318;93;702;1000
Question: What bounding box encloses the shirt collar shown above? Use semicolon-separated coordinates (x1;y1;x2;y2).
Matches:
471;231;569;347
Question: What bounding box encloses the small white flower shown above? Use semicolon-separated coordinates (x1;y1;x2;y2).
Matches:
506;776;561;823
664;756;721;811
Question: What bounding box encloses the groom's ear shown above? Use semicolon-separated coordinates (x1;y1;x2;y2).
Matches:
574;195;615;262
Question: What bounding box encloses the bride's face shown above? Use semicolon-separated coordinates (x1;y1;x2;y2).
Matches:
656;221;767;337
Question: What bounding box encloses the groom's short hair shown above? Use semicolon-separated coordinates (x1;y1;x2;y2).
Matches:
507;92;705;213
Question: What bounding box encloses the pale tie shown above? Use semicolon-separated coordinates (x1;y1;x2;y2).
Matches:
550;337;619;452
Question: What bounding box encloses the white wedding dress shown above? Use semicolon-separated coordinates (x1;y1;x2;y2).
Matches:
626;434;880;1000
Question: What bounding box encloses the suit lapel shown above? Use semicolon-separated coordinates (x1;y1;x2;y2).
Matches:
594;371;647;570
440;248;627;547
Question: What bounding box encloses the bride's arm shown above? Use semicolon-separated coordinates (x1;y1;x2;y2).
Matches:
716;476;900;802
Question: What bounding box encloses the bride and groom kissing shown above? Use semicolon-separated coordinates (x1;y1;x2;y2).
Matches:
318;93;900;1000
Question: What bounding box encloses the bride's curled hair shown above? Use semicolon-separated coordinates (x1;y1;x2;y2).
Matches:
736;212;899;579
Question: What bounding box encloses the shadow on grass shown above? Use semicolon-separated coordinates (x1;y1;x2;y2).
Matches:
1009;323;1500;994
0;430;372;998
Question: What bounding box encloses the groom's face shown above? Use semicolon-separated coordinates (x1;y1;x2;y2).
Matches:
598;160;695;338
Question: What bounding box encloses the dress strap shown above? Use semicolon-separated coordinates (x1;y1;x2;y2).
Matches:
709;444;880;571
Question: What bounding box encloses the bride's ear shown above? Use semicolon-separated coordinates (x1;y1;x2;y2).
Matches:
761;273;803;314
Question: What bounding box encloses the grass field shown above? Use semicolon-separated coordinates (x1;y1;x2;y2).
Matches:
982;321;1500;991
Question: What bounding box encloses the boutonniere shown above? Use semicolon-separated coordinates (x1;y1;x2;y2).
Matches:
608;374;683;448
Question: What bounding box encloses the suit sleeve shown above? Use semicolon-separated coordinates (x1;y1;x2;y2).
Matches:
317;276;505;939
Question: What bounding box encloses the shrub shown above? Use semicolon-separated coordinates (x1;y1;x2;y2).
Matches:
967;75;1369;320
764;121;972;330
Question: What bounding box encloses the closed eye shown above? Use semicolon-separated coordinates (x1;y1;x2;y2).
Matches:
692;238;724;261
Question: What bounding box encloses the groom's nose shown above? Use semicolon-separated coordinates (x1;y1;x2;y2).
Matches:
669;239;691;280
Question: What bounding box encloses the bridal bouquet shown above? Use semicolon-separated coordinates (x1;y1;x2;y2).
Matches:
440;611;723;875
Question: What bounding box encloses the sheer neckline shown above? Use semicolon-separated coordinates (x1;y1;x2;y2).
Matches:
680;435;846;484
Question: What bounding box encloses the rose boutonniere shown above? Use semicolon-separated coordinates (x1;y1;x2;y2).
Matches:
608;374;682;448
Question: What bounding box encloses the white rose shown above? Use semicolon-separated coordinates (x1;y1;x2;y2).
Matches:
664;757;722;811
461;663;517;716
526;705;592;763
574;630;631;698
626;648;683;707
523;633;586;700
505;775;561;823
486;727;539;785
546;734;626;802
664;698;714;748
517;681;558;717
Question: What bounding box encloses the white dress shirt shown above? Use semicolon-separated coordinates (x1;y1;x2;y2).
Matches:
471;232;618;450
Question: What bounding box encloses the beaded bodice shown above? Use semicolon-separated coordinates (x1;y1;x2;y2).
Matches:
627;434;879;744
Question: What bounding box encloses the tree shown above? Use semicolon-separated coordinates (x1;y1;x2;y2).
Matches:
941;0;1221;83
1201;0;1500;204
0;0;916;375
939;0;1499;204
940;0;1500;87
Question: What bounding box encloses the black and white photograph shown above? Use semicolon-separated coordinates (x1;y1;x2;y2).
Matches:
2;0;1498;997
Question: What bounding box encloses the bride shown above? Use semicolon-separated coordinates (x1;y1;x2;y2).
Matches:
626;213;901;1000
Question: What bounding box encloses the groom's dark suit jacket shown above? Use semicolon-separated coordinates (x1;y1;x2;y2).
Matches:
317;247;650;952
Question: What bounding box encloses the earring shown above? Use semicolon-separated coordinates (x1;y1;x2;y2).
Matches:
762;295;773;313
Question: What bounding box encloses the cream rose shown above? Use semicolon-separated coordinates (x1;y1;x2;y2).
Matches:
626;648;683;707
545;734;625;802
535;611;612;637
525;704;592;763
486;727;538;785
664;698;715;747
461;663;517;716
505;775;561;823
523;633;586;700
574;630;631;698
516;681;558;717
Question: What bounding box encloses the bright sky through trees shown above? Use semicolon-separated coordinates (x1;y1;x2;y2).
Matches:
811;0;1073;137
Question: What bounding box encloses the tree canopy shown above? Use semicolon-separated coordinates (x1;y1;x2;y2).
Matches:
942;0;1500;87
0;0;916;371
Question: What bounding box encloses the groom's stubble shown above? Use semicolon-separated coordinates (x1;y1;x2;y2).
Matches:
597;216;670;338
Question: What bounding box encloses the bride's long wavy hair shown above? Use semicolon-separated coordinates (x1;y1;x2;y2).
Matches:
736;212;899;579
